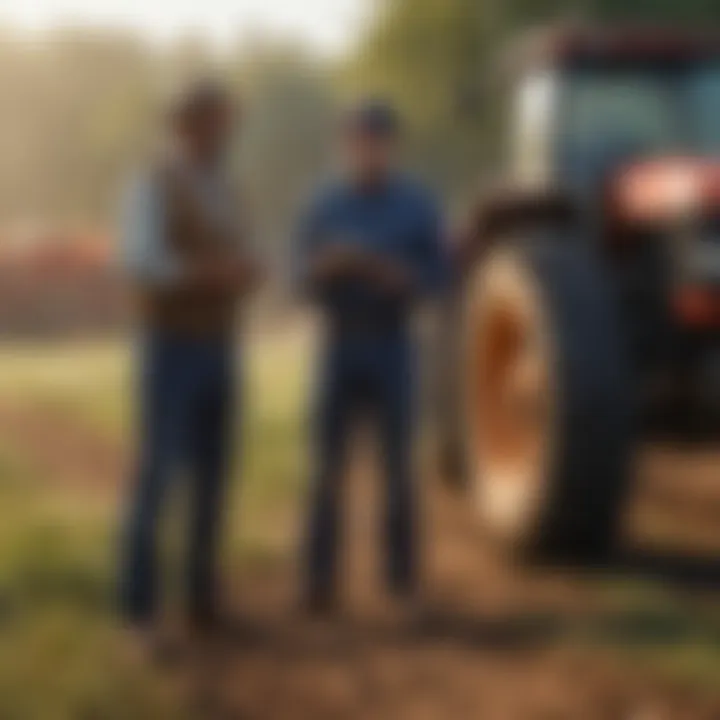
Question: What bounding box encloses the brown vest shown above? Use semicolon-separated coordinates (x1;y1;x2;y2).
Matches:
138;159;244;338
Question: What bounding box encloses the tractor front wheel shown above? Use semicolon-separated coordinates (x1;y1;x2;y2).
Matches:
464;241;634;564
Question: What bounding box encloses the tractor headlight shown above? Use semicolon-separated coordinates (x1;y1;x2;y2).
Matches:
616;163;702;222
663;168;701;215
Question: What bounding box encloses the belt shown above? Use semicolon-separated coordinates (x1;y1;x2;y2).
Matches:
328;314;407;337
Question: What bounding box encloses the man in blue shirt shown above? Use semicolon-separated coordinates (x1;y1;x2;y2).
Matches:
297;100;448;614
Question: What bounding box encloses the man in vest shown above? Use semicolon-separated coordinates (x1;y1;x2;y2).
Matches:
297;100;449;615
119;80;259;640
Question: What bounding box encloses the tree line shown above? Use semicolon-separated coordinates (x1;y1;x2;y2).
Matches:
0;0;718;253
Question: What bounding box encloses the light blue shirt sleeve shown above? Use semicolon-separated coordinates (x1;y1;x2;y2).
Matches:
119;173;181;284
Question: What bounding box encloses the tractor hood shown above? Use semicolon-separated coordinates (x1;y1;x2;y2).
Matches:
613;158;720;223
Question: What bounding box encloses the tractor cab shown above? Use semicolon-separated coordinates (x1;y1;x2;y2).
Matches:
456;29;720;564
510;29;720;195
500;29;720;333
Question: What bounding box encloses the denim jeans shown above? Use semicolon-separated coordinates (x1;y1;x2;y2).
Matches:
120;332;236;624
306;332;417;600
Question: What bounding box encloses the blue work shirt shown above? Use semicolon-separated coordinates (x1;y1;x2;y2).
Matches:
296;175;448;332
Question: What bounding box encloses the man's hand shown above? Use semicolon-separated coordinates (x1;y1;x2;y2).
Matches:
194;256;264;297
312;244;372;283
308;244;414;297
219;256;265;297
364;256;414;297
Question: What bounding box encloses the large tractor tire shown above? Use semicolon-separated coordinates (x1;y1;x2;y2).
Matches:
464;240;634;564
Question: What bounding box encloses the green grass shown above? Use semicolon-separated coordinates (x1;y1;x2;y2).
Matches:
0;440;178;719
0;334;312;552
0;342;132;439
0;333;311;718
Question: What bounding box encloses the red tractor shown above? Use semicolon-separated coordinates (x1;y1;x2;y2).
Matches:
456;28;720;564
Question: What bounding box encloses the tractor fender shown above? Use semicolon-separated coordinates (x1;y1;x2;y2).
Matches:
458;185;578;271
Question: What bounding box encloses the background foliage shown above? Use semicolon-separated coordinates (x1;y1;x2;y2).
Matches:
1;0;720;242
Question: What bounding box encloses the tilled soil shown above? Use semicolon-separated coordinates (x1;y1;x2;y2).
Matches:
182;450;720;720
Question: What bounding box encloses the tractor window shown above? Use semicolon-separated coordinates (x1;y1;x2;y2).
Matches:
686;66;720;155
562;73;678;157
560;63;720;175
558;71;680;189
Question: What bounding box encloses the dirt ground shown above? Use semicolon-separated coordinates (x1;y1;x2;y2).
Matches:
2;402;720;719
177;449;720;720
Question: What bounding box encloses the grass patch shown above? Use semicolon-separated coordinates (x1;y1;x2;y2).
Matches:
0;334;310;717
